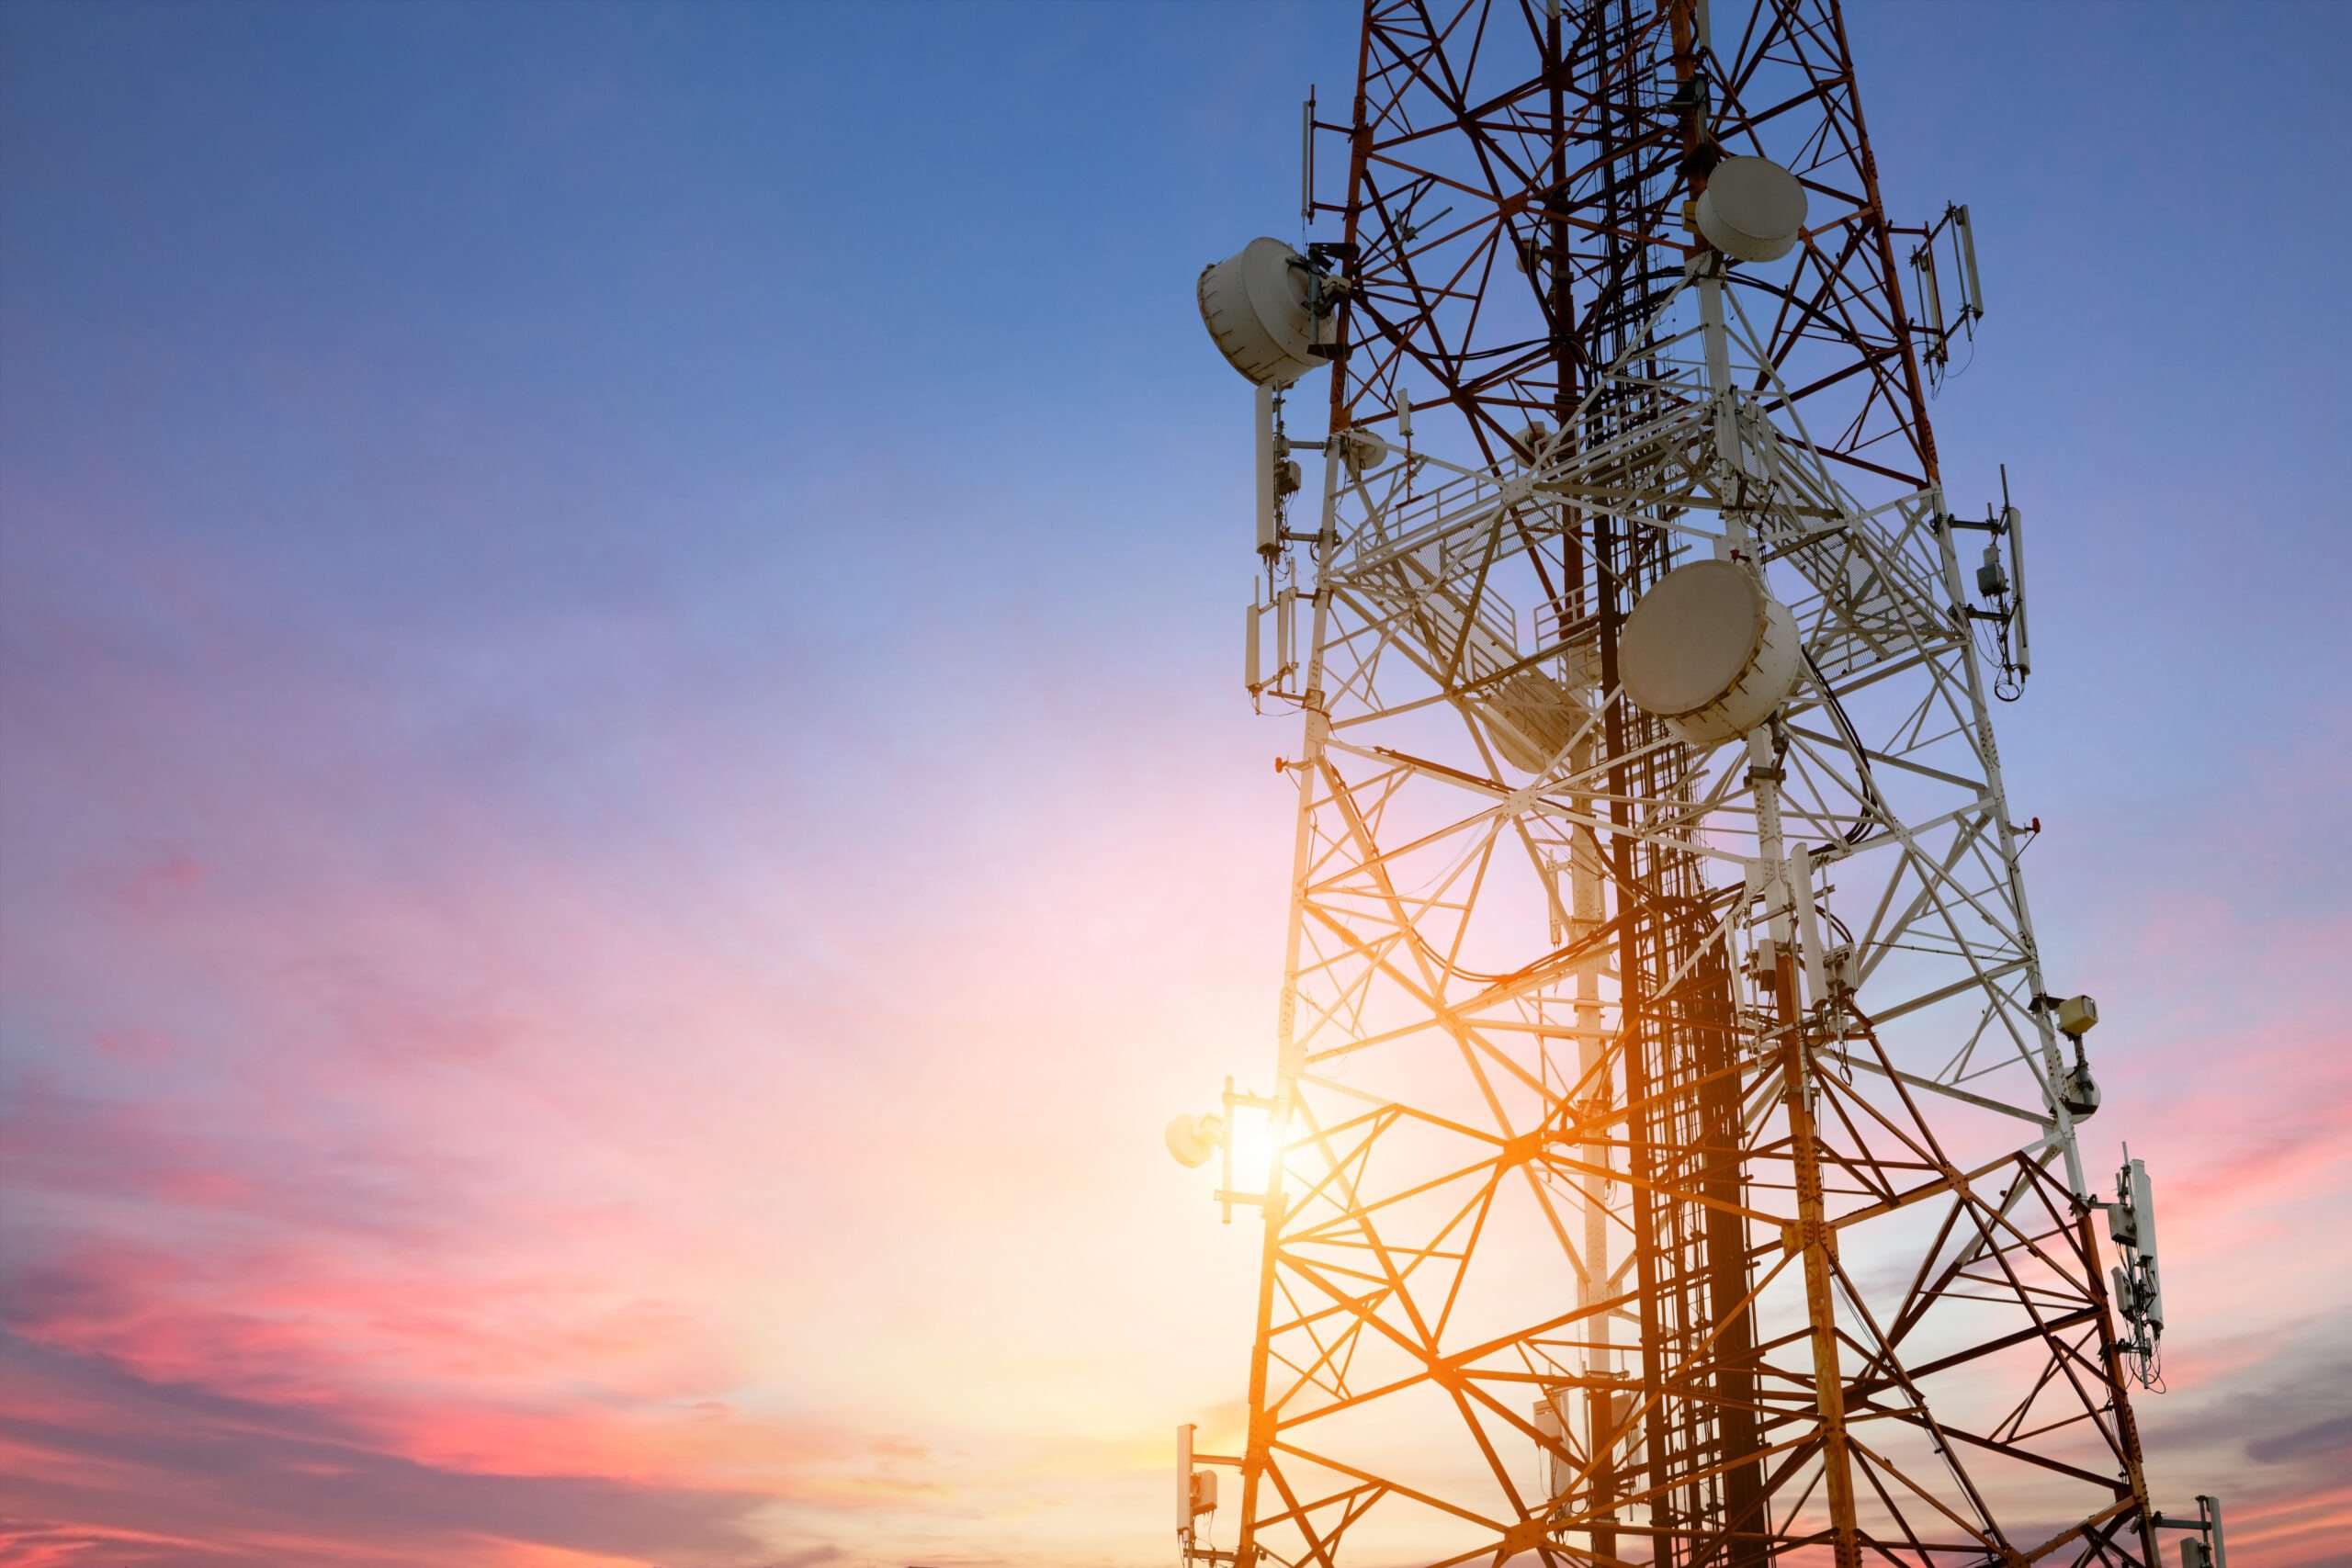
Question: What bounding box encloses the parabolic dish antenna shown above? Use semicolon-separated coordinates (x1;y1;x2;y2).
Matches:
1696;154;1807;263
1619;558;1801;744
1197;237;1329;387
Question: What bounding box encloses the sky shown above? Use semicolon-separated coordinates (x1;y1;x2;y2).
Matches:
1;1;2347;1565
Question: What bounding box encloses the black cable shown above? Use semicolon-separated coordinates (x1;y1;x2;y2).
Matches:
1802;649;1886;844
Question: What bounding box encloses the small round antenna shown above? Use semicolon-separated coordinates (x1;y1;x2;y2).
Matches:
1164;1112;1225;1169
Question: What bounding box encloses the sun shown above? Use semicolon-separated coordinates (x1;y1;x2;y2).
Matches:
1225;1104;1284;1192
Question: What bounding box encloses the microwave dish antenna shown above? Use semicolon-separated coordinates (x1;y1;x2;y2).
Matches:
1695;153;1808;262
1619;558;1802;743
1196;237;1330;387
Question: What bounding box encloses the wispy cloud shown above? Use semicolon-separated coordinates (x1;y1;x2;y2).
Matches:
0;1330;783;1566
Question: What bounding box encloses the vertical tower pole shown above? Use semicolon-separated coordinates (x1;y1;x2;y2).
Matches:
1777;954;1861;1564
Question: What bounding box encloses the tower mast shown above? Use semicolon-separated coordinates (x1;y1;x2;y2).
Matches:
1182;2;2200;1562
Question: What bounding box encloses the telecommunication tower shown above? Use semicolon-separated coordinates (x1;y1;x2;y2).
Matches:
1170;2;2225;1565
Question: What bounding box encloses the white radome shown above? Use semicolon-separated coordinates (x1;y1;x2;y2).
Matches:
1695;155;1807;263
1338;427;1391;477
1164;1112;1224;1169
1619;558;1802;744
1197;237;1329;387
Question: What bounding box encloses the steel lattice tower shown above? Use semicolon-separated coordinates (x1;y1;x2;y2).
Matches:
1175;2;2210;1565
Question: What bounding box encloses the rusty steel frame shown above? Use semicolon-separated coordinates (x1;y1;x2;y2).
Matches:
1202;2;2165;1565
